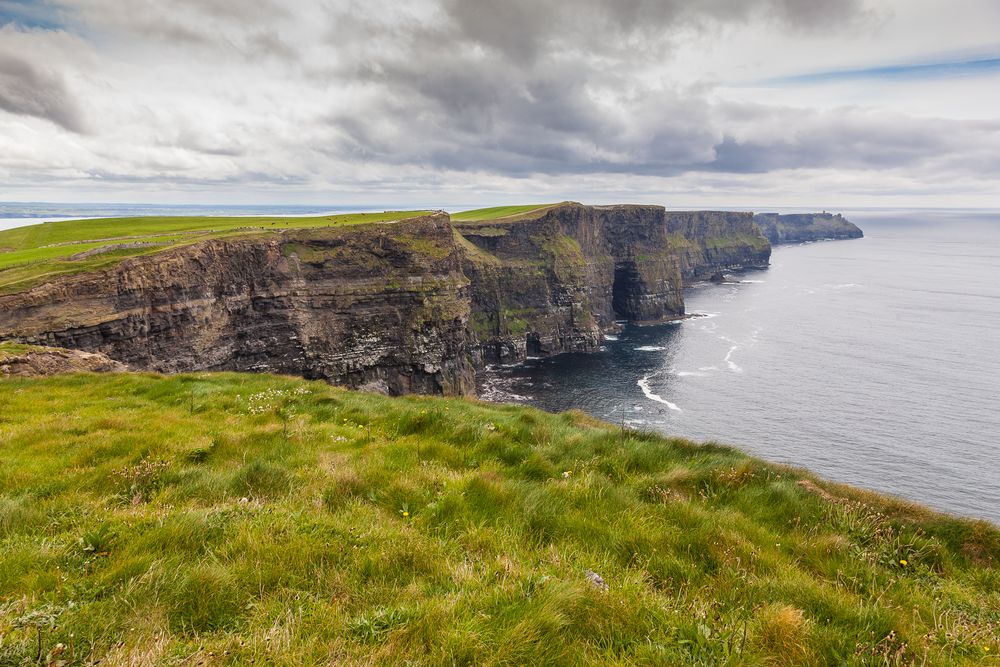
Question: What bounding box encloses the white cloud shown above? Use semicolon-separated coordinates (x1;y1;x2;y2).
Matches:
0;0;998;207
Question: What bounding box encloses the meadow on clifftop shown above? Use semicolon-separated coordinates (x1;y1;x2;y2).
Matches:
0;372;996;665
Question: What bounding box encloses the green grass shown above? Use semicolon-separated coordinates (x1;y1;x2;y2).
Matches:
451;204;559;222
0;211;430;294
0;372;996;665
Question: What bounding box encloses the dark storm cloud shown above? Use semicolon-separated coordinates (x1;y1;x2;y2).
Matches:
0;50;86;132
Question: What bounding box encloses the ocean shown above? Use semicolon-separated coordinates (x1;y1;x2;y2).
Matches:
481;210;1000;524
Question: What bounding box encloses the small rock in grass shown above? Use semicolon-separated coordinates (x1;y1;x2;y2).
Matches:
585;569;609;591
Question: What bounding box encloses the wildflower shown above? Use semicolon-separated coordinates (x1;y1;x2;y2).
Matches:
562;470;572;478
402;511;410;518
899;559;908;566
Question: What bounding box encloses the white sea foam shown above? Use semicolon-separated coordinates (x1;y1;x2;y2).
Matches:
603;335;619;341
698;366;719;372
478;375;533;403
637;375;682;412
724;345;743;373
740;279;765;284
675;371;708;377
634;345;666;352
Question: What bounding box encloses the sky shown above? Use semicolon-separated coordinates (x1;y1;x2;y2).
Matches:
1;0;1000;209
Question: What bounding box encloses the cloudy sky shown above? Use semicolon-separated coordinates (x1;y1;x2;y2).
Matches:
1;0;1000;208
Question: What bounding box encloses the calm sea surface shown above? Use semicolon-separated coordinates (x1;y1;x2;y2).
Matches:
481;210;1000;524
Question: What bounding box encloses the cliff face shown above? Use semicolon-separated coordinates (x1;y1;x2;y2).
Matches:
754;212;863;244
0;214;478;396
663;211;772;283
458;204;683;362
0;204;773;393
456;204;769;363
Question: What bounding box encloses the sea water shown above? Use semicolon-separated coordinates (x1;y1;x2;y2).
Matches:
481;210;1000;524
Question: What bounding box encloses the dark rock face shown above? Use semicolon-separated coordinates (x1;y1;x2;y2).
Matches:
0;214;478;396
661;211;772;283
456;204;770;364
0;204;774;394
754;212;863;244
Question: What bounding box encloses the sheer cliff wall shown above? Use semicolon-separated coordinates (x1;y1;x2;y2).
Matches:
0;213;477;395
0;204;772;393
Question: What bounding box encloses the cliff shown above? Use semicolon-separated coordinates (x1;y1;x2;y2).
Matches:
0;213;478;396
456;204;687;363
754;212;863;244
455;204;771;363
0;204;772;392
660;210;771;283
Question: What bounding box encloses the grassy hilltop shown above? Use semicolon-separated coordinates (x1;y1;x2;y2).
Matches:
0;371;997;665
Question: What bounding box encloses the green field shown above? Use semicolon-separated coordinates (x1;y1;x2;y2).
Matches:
451;204;558;222
0;211;429;294
0;372;996;665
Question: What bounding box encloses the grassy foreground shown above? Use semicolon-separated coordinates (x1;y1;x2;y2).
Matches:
0;373;997;665
0;211;429;294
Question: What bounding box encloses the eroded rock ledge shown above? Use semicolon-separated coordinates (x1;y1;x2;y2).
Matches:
0;343;126;377
0;203;778;394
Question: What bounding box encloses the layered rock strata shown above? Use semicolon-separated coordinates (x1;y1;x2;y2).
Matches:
0;204;777;393
0;214;477;395
456;204;689;363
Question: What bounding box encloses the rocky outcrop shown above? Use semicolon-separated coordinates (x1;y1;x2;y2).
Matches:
754;212;863;244
0;204;774;394
0;343;126;377
455;204;769;363
0;214;478;396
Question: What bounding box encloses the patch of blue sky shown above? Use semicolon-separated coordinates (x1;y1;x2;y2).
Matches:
766;57;1000;85
0;0;64;30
